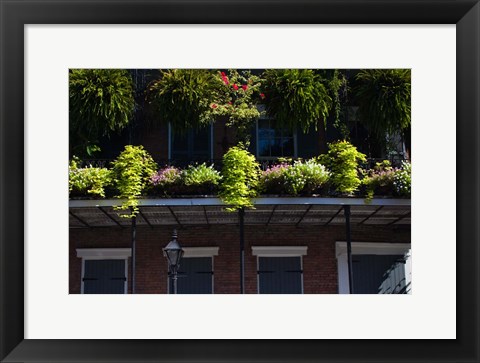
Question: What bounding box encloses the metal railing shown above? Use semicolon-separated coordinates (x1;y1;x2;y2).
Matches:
77;156;408;171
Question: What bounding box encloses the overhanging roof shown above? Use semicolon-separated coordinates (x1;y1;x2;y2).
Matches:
69;198;411;229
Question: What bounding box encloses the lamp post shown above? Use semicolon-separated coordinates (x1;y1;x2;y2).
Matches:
163;229;184;294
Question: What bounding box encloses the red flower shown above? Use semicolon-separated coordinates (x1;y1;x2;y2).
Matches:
242;85;248;91
233;84;239;90
228;101;232;105
260;93;265;99
211;103;218;109
221;72;226;77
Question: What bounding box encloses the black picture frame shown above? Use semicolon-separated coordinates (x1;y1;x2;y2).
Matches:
1;1;478;362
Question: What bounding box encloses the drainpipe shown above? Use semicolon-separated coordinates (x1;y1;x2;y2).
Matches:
344;205;354;294
131;214;136;294
239;208;245;294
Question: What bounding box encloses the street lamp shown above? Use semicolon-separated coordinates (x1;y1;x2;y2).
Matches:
163;229;184;294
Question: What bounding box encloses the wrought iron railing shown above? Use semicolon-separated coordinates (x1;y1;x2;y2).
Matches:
77;156;408;171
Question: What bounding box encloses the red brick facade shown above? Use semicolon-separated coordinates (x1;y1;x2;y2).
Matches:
69;223;410;294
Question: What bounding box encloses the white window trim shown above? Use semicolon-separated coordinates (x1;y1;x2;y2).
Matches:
167;247;218;294
252;246;307;257
252;246;307;294
182;246;219;258
76;248;131;294
335;242;411;294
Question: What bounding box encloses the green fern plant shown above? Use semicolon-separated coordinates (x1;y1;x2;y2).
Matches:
355;69;411;137
263;69;332;133
146;69;220;133
69;69;135;156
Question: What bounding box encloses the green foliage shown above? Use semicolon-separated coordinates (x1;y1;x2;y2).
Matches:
146;69;220;133
361;161;396;201
286;159;330;195
182;164;221;188
207;70;264;143
320;69;349;138
258;162;291;195
149;166;182;196
219;146;260;211
69;158;112;198
69;69;135;157
393;161;411;197
110;145;157;217
262;69;332;133
355;69;411;137
318;141;367;195
259;160;330;195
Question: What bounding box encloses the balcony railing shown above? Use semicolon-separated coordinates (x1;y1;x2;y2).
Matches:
78;156;408;171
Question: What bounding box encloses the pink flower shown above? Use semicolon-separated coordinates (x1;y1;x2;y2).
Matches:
260;93;265;99
233;84;239;90
221;72;226;77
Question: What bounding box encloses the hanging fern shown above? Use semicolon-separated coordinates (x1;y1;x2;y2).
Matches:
146;69;220;134
262;69;332;133
69;69;135;156
354;69;411;137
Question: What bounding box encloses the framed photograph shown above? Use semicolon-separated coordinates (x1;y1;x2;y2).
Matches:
1;1;479;362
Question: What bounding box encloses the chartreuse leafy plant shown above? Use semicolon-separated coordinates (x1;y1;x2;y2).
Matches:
69;69;135;157
219;146;261;211
69;158;112;198
318;141;367;195
146;69;220;134
111;145;157;217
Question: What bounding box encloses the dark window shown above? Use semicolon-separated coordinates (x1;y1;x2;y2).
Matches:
258;256;303;294
352;254;406;294
175;257;213;294
83;259;126;294
171;126;211;162
257;119;295;159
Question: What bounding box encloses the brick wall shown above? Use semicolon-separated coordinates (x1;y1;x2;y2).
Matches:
70;223;410;294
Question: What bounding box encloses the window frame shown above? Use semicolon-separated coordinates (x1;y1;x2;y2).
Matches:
76;248;131;294
335;242;411;294
166;246;219;294
255;118;298;161
168;122;214;161
252;246;308;294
